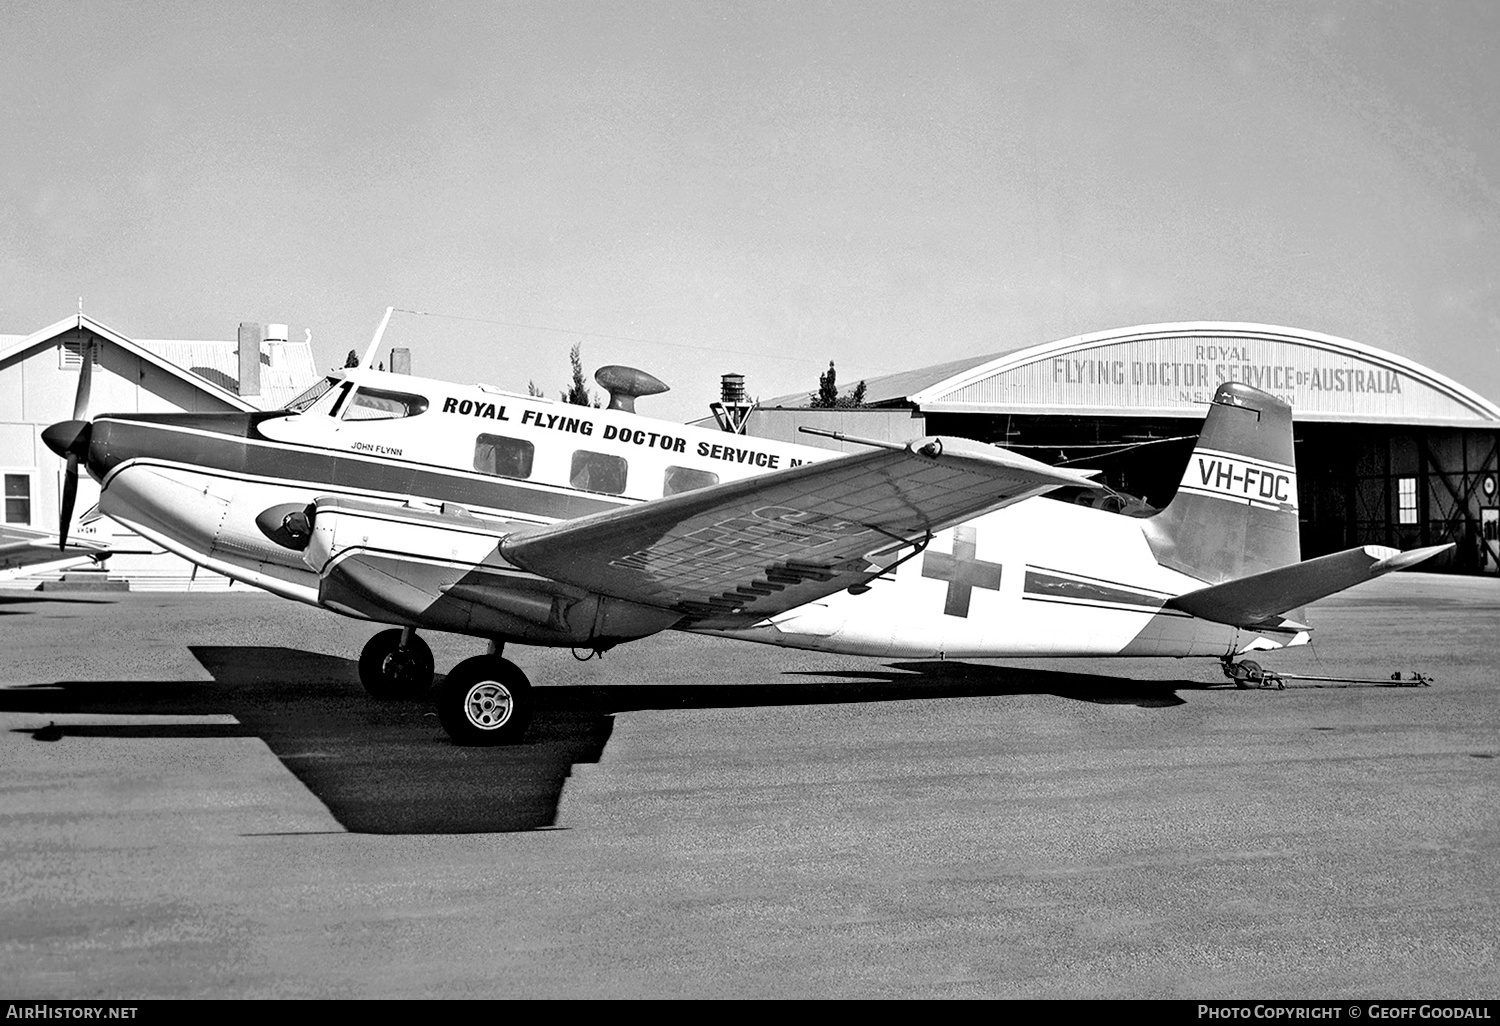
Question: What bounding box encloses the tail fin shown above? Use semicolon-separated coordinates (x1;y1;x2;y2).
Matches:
1143;382;1300;584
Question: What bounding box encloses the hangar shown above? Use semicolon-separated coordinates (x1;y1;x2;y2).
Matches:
0;313;320;587
735;323;1500;575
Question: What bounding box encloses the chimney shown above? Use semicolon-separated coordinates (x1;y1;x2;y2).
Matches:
237;322;261;397
390;347;411;375
263;323;288;370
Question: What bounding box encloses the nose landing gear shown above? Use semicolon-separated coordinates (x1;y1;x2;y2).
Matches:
358;627;436;698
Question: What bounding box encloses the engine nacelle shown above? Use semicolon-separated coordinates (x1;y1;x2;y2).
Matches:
302;496;681;646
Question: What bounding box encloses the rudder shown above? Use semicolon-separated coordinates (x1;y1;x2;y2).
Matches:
1143;382;1300;584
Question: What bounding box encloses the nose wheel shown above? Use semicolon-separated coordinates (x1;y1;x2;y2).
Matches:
358;628;435;698
436;655;533;746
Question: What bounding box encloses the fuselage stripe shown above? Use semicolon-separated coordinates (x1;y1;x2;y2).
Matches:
93;418;626;521
1024;565;1176;599
1022;570;1170;611
1021;594;1191;617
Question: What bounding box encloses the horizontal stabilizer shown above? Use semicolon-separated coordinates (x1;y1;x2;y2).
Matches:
1166;543;1453;630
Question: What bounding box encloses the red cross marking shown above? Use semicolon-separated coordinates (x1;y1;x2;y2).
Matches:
920;526;1003;618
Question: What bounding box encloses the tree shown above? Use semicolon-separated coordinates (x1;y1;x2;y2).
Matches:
812;361;840;408
560;343;599;407
810;360;866;408
344;349;360;368
527;380;544;397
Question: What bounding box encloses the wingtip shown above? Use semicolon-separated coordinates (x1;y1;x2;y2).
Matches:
929;436;1103;488
1370;542;1455;573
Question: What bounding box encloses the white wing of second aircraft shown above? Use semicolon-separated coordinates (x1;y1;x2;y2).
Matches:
500;435;1098;626
0;523;113;573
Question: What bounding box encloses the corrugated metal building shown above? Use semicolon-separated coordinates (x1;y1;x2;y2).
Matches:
741;323;1500;574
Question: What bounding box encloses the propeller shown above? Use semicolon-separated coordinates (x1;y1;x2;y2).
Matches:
72;335;92;421
42;337;95;549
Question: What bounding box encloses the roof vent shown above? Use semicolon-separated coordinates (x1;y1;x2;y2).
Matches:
264;323;289;343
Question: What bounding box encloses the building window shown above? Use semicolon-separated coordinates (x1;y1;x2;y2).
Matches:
474;435;534;480
570;451;628;495
4;473;32;525
664;466;719;496
1397;476;1418;525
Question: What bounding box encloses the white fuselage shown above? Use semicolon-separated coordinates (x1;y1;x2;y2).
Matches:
703;497;1238;659
91;367;1279;660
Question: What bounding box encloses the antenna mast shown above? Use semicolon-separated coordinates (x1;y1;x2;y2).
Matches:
358;306;394;369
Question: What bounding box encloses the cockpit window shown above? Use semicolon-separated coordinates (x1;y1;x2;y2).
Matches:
292;379;348;418
285;376;338;413
341;387;430;421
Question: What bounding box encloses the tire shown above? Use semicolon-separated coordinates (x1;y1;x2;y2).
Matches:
1233;659;1265;690
436;655;533;746
358;629;435;699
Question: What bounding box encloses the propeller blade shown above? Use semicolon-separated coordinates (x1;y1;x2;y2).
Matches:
59;454;79;550
52;337;94;551
72;339;93;420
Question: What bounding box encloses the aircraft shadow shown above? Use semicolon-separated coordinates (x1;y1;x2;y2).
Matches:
778;661;1200;708
0;594;118;616
3;646;1202;835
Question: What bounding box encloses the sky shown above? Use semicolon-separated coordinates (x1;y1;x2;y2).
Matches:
3;0;1498;422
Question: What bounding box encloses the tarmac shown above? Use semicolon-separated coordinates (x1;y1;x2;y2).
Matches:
1;573;1496;999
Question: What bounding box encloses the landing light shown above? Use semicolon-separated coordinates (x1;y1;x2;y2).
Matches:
256;503;315;550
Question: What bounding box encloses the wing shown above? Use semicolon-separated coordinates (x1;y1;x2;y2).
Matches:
500;435;1097;626
0;524;112;572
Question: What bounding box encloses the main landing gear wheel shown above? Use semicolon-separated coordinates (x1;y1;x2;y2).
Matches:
358;628;435;699
436;656;533;746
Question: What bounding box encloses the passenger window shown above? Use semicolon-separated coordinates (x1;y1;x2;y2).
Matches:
664;466;719;496
474;434;535;480
342;387;429;421
570;450;628;495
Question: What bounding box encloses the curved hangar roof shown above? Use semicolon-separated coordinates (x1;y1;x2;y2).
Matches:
837;322;1500;427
